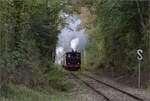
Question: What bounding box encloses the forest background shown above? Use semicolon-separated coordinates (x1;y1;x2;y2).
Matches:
0;0;149;101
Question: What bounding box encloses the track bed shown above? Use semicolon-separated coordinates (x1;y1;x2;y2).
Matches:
71;73;145;101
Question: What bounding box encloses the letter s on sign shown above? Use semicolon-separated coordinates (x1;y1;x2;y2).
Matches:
137;49;143;61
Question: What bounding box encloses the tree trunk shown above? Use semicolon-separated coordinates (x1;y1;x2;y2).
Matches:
13;0;24;48
135;0;145;28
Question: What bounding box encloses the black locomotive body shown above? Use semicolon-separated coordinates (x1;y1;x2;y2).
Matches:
63;51;81;71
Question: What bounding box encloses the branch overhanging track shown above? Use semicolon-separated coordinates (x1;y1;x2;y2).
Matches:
81;74;144;101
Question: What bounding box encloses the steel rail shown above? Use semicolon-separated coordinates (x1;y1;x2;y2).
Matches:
82;74;144;101
71;73;111;101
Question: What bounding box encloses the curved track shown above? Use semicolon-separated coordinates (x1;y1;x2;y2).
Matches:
71;73;111;101
71;73;144;101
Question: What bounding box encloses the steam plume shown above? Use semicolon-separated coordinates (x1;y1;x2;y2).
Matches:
70;38;79;51
58;15;88;52
55;14;88;64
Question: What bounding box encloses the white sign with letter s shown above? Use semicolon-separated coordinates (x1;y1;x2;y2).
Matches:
137;49;143;61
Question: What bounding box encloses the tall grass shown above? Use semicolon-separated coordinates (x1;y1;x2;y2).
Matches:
1;83;74;101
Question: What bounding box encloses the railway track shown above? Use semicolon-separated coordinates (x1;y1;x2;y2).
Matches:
71;73;144;101
71;73;111;101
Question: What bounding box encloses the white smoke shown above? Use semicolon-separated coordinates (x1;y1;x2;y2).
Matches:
57;14;88;52
71;38;79;51
56;47;64;55
55;47;64;64
58;30;87;52
55;14;88;64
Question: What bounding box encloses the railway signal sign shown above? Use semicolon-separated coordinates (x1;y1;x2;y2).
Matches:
137;49;143;61
136;49;143;88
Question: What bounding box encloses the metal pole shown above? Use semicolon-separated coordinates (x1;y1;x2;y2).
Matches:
148;0;150;91
138;60;141;88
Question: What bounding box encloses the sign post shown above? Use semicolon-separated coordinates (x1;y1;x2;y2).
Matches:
138;60;141;88
137;49;143;88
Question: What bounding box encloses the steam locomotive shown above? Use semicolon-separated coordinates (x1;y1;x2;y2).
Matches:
61;51;81;71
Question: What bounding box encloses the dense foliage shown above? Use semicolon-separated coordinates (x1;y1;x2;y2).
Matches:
75;0;149;76
0;0;149;99
0;0;66;68
0;0;73;98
